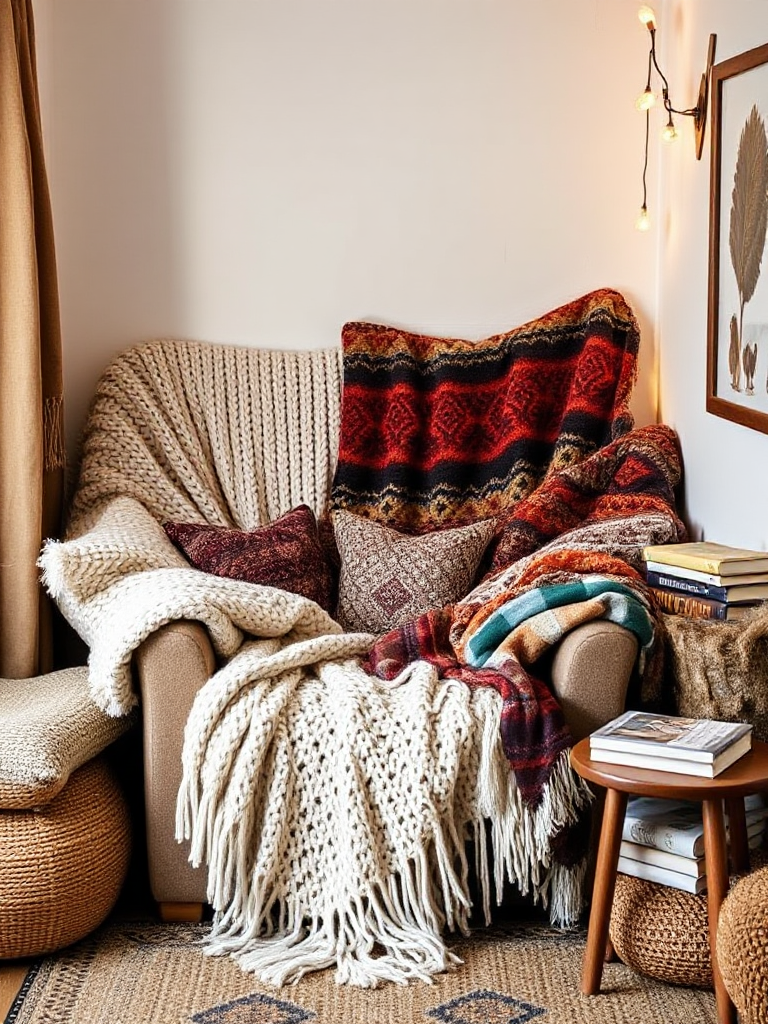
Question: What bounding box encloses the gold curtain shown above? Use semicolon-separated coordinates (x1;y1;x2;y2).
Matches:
0;0;64;677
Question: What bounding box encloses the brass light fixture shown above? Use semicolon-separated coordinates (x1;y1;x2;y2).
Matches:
635;5;717;230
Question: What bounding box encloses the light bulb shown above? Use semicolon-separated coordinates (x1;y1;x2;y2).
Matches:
662;120;679;143
636;206;650;232
636;88;656;112
638;5;656;29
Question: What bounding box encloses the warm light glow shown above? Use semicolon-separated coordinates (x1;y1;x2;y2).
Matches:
638;5;656;29
662;120;679;142
635;206;650;231
636;88;656;111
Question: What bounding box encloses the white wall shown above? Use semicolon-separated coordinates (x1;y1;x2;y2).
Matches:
34;0;659;464
659;0;768;548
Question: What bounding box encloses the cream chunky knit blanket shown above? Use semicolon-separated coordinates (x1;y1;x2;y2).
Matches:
40;340;592;986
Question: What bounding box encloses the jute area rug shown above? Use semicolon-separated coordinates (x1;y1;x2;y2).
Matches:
6;920;717;1024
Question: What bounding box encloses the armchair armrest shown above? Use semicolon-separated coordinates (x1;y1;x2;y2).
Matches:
135;620;214;905
550;621;638;743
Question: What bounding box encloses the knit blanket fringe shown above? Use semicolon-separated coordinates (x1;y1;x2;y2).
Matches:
175;643;592;986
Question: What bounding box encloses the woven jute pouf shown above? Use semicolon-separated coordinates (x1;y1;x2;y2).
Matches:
0;755;131;959
717;867;768;1024
610;873;712;988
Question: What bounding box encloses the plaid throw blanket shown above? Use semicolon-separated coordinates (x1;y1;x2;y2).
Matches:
331;289;640;533
462;576;654;671
451;425;686;711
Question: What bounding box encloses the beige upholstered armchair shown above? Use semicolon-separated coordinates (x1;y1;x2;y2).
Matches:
51;336;642;923
66;335;638;921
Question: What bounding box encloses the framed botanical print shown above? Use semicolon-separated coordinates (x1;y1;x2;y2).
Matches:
707;42;768;432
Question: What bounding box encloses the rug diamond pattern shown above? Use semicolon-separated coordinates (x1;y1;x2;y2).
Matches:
426;988;546;1024
189;991;315;1023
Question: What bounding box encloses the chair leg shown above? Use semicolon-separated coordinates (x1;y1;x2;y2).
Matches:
158;902;204;923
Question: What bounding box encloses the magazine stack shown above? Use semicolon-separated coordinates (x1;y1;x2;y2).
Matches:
589;710;753;778
617;794;767;894
642;540;768;621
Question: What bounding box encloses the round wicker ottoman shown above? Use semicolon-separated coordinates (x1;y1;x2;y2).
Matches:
610;873;712;988
0;756;131;959
717;867;768;1024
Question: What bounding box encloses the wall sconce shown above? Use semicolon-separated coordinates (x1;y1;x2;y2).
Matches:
635;5;717;230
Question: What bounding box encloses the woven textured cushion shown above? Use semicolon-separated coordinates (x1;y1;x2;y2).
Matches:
332;510;495;633
609;871;712;988
610;845;768;991
718;865;768;1024
164;504;335;612
0;667;136;810
0;756;131;958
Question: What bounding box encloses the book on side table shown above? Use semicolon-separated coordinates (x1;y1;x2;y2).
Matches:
616;793;767;893
644;567;768;601
589;710;753;778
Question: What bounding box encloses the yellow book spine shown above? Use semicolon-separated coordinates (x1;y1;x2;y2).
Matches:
643;548;725;573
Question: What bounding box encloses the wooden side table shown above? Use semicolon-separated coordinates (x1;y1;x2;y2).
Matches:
571;737;768;1024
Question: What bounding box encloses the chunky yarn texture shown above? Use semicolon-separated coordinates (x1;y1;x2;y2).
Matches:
39;338;592;986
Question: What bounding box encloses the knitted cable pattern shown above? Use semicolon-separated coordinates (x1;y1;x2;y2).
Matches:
39;338;592;985
68;338;343;531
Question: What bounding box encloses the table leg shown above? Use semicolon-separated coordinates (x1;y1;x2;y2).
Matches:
581;787;627;995
702;798;737;1024
725;795;749;874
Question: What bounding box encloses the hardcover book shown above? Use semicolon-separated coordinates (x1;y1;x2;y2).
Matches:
647;586;759;620
645;568;768;603
589;740;751;777
619;821;766;876
642;541;768;577
619;839;706;877
590;710;752;763
616;856;708;894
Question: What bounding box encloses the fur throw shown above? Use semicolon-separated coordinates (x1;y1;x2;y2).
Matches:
663;608;768;739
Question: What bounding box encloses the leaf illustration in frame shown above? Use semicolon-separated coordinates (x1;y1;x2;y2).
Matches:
729;104;768;367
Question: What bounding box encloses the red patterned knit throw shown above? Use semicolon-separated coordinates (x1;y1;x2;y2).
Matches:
331;288;640;533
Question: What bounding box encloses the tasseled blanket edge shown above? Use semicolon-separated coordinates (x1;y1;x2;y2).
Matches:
177;747;593;988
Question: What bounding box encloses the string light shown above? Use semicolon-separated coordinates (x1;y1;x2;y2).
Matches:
636;205;650;232
636;87;656;112
661;117;679;143
634;7;716;229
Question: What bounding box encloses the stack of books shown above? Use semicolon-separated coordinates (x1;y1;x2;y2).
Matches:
643;540;768;621
589;710;753;778
617;794;767;894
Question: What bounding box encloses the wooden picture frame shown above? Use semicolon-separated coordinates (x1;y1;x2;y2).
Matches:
707;42;768;432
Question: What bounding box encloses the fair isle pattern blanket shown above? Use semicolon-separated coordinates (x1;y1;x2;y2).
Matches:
38;337;596;989
331;289;640;533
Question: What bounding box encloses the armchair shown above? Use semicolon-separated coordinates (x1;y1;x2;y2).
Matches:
45;291;684;986
60;335;641;918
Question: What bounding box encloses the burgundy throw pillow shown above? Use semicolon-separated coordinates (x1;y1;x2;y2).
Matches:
164;505;335;612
